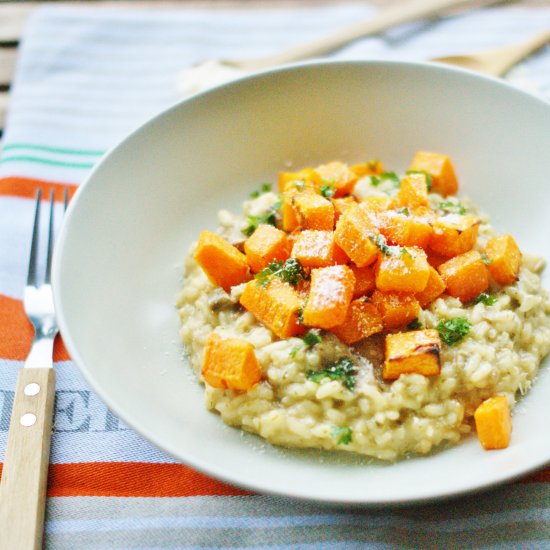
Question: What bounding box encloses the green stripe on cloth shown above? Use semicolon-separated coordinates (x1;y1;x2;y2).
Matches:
1;144;105;156
0;156;95;169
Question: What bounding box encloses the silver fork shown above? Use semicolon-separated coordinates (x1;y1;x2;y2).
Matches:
0;188;67;550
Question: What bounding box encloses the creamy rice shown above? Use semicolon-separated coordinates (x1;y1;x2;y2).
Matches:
177;184;550;461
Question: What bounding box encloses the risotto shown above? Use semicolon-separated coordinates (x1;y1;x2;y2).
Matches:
177;153;550;461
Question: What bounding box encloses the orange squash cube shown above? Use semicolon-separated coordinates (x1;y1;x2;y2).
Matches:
383;329;441;380
429;214;480;257
359;196;395;214
350;159;385;178
278;167;321;193
370;290;420;330
427;250;448;269
240;278;305;339
291;230;347;268
202;333;262;391
334;204;379;267
438;250;489;302
194;231;249;292
376;209;433;249
485;234;522;286
474;395;512;450
375;247;430;293
330;299;384;344
293;192;335;230
350;264;376;298
397;172;429;208
415;266;446;307
244;224;291;273
409;151;458;196
314;161;358;197
302;265;355;329
332;196;356;222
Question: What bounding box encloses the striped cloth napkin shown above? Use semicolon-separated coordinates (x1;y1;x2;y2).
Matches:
1;3;550;548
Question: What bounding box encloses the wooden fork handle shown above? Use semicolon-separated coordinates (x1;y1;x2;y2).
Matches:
0;368;56;550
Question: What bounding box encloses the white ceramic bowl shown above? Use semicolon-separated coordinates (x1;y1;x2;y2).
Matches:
53;61;550;505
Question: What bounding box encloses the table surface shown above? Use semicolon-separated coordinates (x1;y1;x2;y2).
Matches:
2;0;550;139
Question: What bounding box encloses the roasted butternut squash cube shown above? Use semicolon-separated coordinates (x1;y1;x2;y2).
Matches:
427;250;448;269
314;161;358;197
331;299;384;344
293;192;335;230
240;278;305;338
370;290;420;330
375;247;430;293
332;196;356;222
485;234;522;286
415;266;446;307
244;224;291;273
194;231;249;292
291;230;347;268
278;167;321;193
376;209;433;249
383;329;441;380
474;395;512;450
350;264;376;298
397;173;429;208
409;151;458;196
202;333;262;391
438;250;489;302
334;204;379;267
359;196;395;214
281;183;318;232
429;214;480;257
302;265;355;329
350;159;385;178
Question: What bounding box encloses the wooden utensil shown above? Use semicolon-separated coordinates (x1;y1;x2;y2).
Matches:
432;27;550;76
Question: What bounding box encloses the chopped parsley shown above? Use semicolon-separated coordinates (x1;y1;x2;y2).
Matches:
307;357;356;390
407;318;422;330
439;200;466;215
474;292;497;305
255;258;305;287
406;170;433;191
331;426;353;445
303;330;322;348
397;207;410;216
242;209;277;237
289;346;300;358
370;171;400;188
249;182;272;198
436;317;472;346
369;233;392;256
481;253;493;265
400;247;412;259
319;184;335;198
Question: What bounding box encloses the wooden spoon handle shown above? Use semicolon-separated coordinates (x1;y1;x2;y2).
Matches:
240;0;480;70
496;27;550;76
0;368;56;550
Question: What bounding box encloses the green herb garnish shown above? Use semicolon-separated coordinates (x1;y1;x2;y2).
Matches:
400;247;412;259
331;426;353;445
370;171;400;188
407;318;422;330
307;357;356;390
436;317;472;346
481;254;493;265
289;346;300;358
406;170;433;192
249;182;272;198
473;292;497;305
439;200;466;215
303;330;322;348
398;207;410;216
369;233;392;256
255;258;305;287
320;184;335;198
242;210;277;236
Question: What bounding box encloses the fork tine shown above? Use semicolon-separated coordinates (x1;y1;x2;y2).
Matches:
26;189;42;287
44;189;55;284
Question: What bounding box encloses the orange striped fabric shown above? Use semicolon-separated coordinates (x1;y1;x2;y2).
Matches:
0;177;78;201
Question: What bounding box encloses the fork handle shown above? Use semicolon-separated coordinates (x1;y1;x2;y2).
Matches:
0;368;56;550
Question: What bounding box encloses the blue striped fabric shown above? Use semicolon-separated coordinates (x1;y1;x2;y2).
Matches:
0;4;549;548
